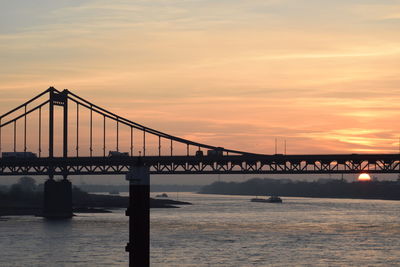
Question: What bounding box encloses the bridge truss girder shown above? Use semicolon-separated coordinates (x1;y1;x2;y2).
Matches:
0;154;399;176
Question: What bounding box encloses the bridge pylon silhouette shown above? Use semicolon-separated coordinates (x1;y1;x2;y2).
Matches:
1;87;400;266
45;89;72;218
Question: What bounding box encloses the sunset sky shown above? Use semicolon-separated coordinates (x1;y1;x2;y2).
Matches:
1;0;400;156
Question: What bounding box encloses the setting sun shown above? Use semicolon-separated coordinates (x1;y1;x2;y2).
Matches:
358;173;372;181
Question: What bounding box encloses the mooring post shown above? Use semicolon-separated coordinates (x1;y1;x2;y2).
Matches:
126;164;150;267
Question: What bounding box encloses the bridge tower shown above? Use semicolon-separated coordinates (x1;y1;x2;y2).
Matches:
43;88;73;219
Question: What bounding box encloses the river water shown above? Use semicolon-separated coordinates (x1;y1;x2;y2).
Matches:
1;193;399;266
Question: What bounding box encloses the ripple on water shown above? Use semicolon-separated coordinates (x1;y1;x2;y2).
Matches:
1;194;399;266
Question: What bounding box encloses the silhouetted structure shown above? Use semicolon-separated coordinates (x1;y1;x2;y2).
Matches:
1;88;400;177
1;88;400;264
43;179;72;218
126;165;150;267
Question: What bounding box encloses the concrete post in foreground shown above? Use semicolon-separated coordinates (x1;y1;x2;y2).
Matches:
126;165;150;267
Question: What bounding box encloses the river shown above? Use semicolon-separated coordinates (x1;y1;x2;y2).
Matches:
1;193;399;266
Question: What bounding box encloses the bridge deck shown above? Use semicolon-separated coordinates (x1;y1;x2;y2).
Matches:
0;154;399;176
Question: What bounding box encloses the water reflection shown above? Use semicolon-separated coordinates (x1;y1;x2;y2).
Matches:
1;194;399;266
41;218;73;264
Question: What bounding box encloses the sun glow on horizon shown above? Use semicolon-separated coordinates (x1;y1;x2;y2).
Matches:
358;173;372;182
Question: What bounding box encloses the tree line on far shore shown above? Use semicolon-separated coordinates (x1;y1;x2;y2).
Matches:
0;177;90;208
200;178;400;200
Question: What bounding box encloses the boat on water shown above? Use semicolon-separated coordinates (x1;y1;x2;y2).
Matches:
251;196;282;203
108;190;120;195
156;193;169;198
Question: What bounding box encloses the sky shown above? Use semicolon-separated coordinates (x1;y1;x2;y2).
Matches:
1;0;400;184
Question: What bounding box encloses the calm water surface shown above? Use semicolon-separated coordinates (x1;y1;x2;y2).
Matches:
1;193;399;266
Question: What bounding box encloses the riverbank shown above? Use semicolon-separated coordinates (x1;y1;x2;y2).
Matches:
200;178;400;201
0;191;192;217
0;206;112;216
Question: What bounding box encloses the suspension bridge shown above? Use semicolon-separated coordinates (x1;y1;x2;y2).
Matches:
1;87;399;266
0;87;399;176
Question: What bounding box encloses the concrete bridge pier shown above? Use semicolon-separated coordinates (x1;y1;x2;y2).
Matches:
125;165;150;267
43;176;73;219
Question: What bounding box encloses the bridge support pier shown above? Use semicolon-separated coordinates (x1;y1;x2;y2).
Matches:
126;165;150;267
43;178;73;219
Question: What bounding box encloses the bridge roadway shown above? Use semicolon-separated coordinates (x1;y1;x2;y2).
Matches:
0;153;399;176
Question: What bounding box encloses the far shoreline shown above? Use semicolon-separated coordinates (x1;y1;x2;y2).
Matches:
199;178;400;201
198;191;400;202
